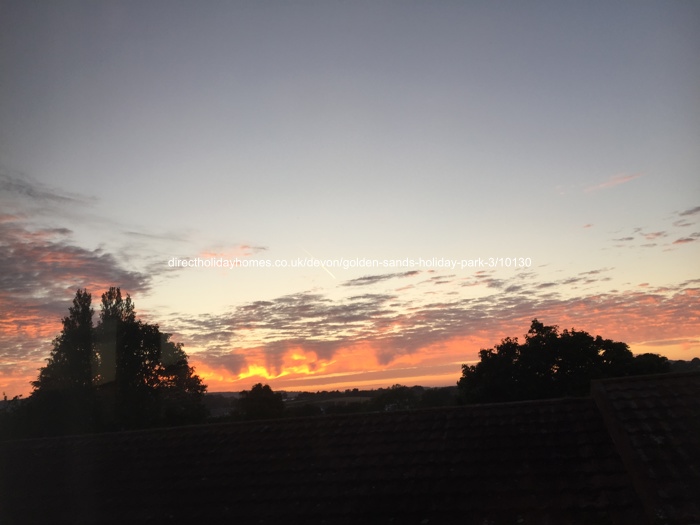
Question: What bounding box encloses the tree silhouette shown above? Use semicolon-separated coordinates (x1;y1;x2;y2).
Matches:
28;289;98;435
33;289;95;391
370;384;421;412
156;334;208;424
458;319;669;403
26;287;206;435
237;383;285;420
96;288;160;427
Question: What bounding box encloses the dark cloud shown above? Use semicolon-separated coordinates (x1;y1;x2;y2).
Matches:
0;219;148;296
612;208;700;251
123;230;189;242
0;216;150;364
673;220;693;228
343;274;396;287
0;171;89;206
470;274;507;289
679;206;700;217
561;277;583;285
613;228;682;249
173;291;397;364
204;353;247;375
170;263;700;376
240;245;268;253
343;271;419;287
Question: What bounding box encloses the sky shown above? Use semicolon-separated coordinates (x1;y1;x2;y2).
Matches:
1;0;699;398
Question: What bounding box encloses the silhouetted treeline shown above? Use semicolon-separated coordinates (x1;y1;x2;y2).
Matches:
203;325;686;421
670;357;700;373
204;383;460;421
0;288;206;440
458;319;671;404
3;312;688;437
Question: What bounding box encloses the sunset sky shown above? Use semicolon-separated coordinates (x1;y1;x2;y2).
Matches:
1;1;699;398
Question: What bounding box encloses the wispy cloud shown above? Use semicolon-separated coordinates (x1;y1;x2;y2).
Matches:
200;245;268;258
123;230;191;242
679;205;700;217
5;248;699;396
0;215;149;372
673;237;696;245
343;271;420;287
643;231;667;240
164;269;699;391
585;173;642;193
3;172;698;396
0;170;91;207
610;206;700;251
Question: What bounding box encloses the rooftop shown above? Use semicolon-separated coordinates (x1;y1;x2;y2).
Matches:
1;372;698;524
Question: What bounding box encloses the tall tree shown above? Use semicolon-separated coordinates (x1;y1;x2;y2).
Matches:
458;319;669;403
30;289;97;434
26;287;207;435
96;286;137;386
33;289;95;391
95;287;206;429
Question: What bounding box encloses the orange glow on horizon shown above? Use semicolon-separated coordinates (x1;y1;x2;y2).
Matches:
238;363;280;381
3;286;699;398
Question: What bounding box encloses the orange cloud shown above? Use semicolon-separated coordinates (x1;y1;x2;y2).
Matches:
4;227;699;400
175;281;700;395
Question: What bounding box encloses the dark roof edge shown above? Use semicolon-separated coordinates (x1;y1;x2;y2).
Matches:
592;370;700;386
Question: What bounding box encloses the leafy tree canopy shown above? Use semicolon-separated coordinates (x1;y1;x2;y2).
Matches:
369;384;422;412
237;383;285;421
457;319;669;403
25;287;207;436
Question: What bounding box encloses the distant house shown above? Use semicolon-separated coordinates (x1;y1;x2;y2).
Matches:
1;372;698;524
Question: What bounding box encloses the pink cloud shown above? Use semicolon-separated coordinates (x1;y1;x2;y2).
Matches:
673;237;696;245
585;173;642;193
